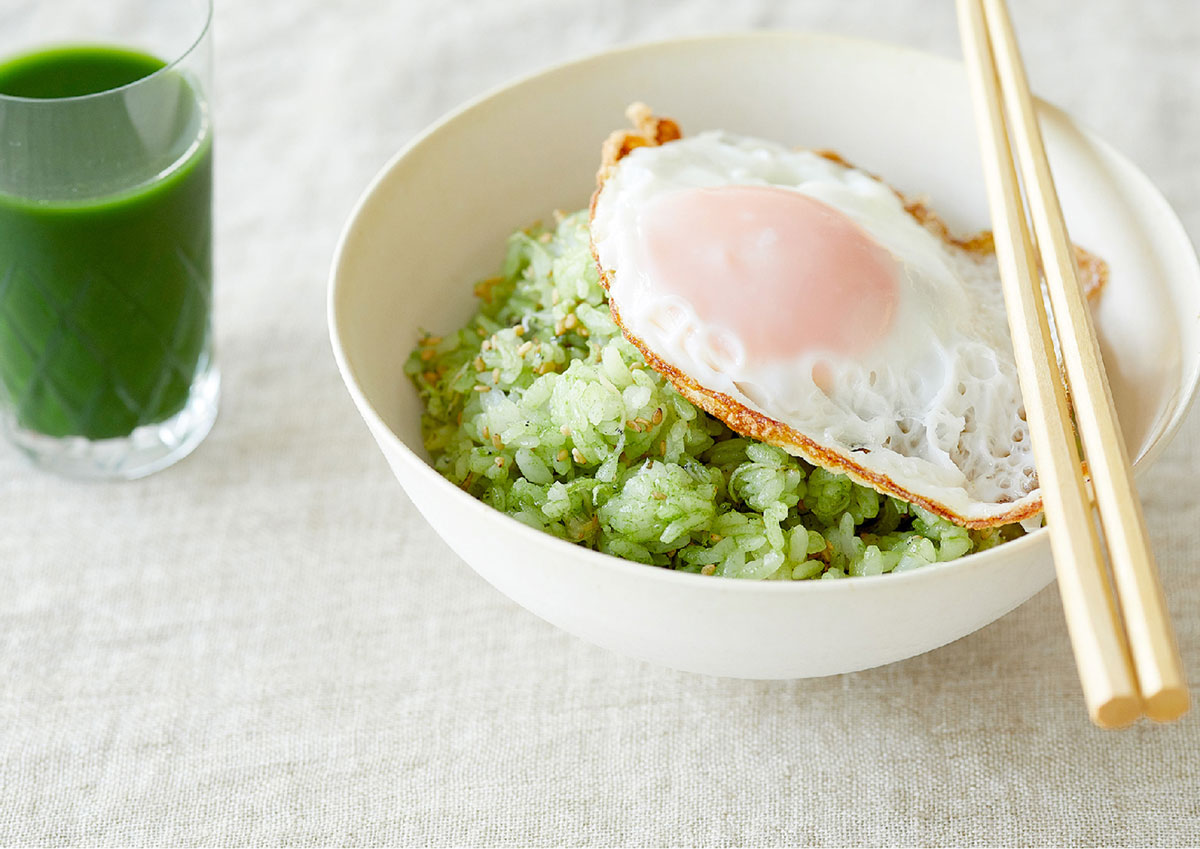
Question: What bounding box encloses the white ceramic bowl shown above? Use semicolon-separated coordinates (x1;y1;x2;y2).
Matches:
329;33;1200;678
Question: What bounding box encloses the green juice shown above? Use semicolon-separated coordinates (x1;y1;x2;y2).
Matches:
0;46;212;440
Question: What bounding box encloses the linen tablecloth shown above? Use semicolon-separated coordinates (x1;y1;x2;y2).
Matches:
2;0;1199;844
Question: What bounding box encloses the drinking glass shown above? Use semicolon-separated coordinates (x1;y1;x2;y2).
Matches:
0;0;217;479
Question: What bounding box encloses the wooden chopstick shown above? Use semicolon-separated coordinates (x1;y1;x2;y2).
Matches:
980;0;1189;723
957;0;1141;728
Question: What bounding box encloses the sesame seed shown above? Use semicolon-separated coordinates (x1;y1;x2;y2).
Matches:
517;341;534;357
473;276;503;304
423;371;438;384
556;449;569;462
578;327;589;337
564;313;577;330
473;356;485;371
651;408;663;425
560;425;571;436
474;385;491;392
538;232;552;243
701;564;716;576
494;457;505;468
492;368;500;384
551;290;560;305
554;320;565;336
660;440;667;455
652;491;666;500
572;448;586;464
420;348;436;361
710;533;722;543
481;340;491;351
492;433;503;450
422;335;442;347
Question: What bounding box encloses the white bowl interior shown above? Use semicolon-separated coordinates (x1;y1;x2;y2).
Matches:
335;34;1200;470
330;33;1200;678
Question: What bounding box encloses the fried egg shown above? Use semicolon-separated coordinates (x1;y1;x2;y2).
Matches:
590;108;1106;528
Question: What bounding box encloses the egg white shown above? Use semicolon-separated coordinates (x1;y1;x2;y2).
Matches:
591;131;1036;524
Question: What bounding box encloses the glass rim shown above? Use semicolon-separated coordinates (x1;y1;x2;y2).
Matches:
0;0;213;105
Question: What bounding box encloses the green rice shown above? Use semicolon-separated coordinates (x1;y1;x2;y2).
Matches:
405;210;1022;579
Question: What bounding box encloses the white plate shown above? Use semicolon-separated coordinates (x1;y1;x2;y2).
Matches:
330;33;1200;678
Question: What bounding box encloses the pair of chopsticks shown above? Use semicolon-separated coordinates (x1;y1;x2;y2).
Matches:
957;0;1188;728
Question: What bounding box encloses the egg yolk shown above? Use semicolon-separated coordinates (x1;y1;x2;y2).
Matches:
638;185;899;362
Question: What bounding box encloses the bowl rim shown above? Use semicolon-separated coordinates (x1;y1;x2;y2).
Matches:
329;29;1200;594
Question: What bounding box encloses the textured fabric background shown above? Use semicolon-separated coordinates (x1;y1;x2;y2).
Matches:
2;0;1199;845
